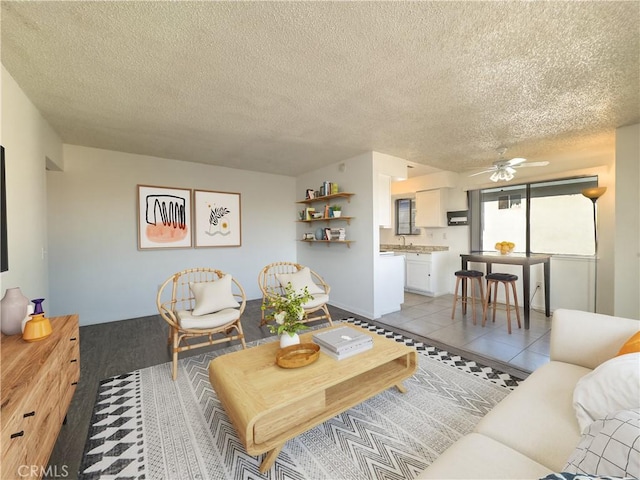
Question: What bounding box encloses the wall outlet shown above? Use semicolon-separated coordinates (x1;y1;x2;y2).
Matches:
443;232;447;240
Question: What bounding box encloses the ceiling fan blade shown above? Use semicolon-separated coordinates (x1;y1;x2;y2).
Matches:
516;161;550;168
469;168;496;177
506;157;527;166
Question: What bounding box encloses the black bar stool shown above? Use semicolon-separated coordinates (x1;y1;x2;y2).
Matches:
483;273;522;334
451;270;485;324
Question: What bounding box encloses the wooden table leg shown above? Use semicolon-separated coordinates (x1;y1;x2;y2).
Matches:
544;259;551;317
395;382;407;393
461;258;468;314
259;444;284;473
522;264;531;330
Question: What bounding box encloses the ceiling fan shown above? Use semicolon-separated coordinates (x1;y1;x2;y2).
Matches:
470;147;550;182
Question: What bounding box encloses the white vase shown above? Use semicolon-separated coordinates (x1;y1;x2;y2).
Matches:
280;332;300;348
333;211;342;218
1;287;30;336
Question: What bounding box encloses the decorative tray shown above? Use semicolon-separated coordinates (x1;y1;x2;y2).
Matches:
276;343;320;369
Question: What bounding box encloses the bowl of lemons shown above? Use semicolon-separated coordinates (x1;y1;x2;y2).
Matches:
495;241;515;255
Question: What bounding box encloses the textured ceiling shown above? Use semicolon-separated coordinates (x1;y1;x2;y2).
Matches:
2;1;638;177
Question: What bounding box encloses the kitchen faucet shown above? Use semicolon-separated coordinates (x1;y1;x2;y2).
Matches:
400;235;406;246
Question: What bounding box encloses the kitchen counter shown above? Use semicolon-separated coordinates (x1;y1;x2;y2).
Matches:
380;244;449;254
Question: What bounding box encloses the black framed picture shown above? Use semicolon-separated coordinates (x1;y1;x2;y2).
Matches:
1;146;8;272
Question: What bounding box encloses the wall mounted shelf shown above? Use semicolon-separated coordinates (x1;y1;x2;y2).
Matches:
300;239;354;248
297;193;355;204
297;192;355;246
298;216;353;225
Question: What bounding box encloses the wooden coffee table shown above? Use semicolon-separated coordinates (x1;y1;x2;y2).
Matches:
208;324;417;472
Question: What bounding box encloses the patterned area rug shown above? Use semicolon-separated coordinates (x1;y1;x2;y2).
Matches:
79;319;523;479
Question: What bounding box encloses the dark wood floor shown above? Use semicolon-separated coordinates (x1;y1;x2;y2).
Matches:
47;300;355;479
48;299;527;478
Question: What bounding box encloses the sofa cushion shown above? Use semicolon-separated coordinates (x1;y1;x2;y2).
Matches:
550;309;640;370
417;432;552;479
177;308;240;330
573;353;640;433
302;293;329;309
564;408;640;478
474;361;590;471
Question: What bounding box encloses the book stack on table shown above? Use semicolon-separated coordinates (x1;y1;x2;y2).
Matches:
312;326;373;360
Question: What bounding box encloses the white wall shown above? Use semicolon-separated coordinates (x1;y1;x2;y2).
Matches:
1;66;63;306
47;145;297;325
296;152;375;318
614;123;640;319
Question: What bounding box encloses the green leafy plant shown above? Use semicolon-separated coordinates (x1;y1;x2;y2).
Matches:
261;282;313;336
330;204;342;211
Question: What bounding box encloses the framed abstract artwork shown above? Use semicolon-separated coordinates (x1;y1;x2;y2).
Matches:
193;190;241;247
137;185;192;249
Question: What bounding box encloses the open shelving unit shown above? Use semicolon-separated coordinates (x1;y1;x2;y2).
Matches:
297;193;355;247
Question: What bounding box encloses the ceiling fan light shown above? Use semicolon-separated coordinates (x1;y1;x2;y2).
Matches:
490;168;514;182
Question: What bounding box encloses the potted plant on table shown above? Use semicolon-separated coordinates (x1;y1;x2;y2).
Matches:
261;282;314;348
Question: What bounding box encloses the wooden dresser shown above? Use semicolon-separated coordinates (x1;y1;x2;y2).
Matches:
1;314;80;479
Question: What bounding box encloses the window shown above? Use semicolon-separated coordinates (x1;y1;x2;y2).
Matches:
469;176;598;255
395;198;420;235
530;178;598;255
479;184;527;253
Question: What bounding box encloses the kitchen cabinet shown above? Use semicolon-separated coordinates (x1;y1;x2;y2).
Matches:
415;189;447;227
405;253;431;293
404;251;449;296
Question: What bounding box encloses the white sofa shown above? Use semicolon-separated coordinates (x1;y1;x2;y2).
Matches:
419;308;640;479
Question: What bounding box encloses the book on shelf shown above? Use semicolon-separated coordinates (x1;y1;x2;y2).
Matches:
313;326;373;354
329;227;346;241
319;342;372;360
305;207;315;221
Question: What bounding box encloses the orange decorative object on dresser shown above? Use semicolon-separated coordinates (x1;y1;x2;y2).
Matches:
22;314;52;342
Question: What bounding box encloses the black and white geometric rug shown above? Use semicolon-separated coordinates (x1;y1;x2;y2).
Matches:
79;318;523;480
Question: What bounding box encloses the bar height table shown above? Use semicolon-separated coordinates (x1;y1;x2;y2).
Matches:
460;252;551;329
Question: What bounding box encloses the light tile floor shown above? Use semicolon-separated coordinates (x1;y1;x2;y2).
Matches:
375;292;552;373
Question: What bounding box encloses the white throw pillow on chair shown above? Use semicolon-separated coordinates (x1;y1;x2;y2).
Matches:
276;267;324;295
189;275;240;316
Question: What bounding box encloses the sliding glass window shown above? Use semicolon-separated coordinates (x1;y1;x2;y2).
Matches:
530;178;597;255
479;184;528;253
469;176;598;254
